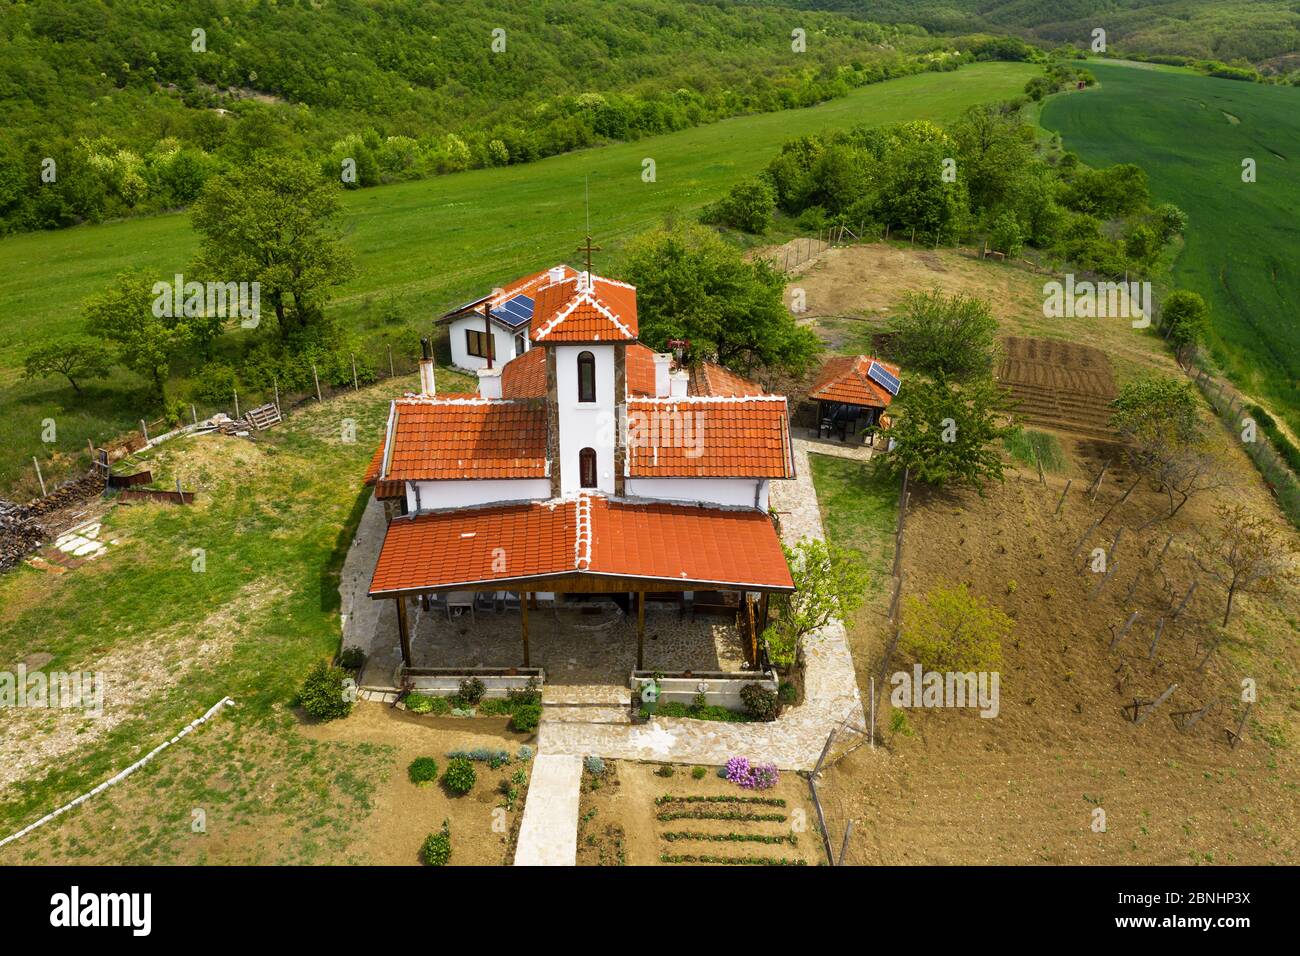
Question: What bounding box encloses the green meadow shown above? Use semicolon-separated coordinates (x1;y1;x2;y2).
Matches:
1041;60;1300;434
0;62;1038;494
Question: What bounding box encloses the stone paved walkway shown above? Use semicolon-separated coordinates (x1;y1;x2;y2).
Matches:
513;754;583;866
537;438;865;771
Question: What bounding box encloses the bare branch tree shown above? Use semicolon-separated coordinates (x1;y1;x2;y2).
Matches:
1196;503;1299;627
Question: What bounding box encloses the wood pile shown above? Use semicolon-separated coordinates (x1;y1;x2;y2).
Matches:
0;470;106;573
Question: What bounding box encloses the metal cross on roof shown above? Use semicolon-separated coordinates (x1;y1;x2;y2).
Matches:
575;235;601;276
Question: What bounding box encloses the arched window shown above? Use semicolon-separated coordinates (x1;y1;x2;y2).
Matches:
577;351;596;403
579;448;598;489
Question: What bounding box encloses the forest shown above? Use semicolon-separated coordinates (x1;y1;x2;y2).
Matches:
0;0;1037;235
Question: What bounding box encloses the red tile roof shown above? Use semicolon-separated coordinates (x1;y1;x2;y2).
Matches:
626;397;793;478
500;346;547;399
531;274;638;342
381;398;548;481
499;343;766;402
368;494;792;595
363;442;406;499
808;355;899;408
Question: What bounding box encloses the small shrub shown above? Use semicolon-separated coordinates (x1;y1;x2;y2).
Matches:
408;757;439;784
420;820;452;866
511;767;528;786
655;764;675;778
510;703;542;733
890;709;914;737
516;744;535;761
691;766;708;780
724;756;779;790
443;757;476;795
404;693;436;715
458;677;486;705
778;681;798;705
297;660;353;722
337;646;365;670
584;755;606;775
740;683;780;722
507;679;541;708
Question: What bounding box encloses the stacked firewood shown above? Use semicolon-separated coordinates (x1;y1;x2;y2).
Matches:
0;470;106;573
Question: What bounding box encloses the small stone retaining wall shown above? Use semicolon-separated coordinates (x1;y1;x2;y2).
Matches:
630;669;777;709
401;667;544;698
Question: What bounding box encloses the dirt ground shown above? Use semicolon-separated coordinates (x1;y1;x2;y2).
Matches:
819;437;1300;865
575;760;824;866
785;242;1178;386
301;702;536;865
772;240;1300;865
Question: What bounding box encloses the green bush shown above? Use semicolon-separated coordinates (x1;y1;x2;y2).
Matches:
420;820;452;866
337;646;365;670
403;692;436;715
458;677;486;705
189;362;239;406
655;764;675;778
442;757;476;795
778;681;798;705
691;766;708;780
510;704;542;733
740;683;780;722
408;757;439;784
297;660;353;722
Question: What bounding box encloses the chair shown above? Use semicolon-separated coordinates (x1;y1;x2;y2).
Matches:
501;591;522;611
474;591;498;613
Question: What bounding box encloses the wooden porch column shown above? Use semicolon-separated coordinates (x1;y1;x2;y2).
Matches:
521;592;531;667
636;591;645;670
395;595;412;667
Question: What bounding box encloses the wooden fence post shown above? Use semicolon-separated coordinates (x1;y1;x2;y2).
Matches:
387;345;395;378
273;377;280;414
32;457;47;497
140;419;150;444
233;388;240;420
312;363;322;402
1054;479;1072;515
190;404;198;425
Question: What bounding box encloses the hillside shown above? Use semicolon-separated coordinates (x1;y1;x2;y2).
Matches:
767;0;1300;65
0;0;972;235
1041;60;1300;435
0;61;1039;495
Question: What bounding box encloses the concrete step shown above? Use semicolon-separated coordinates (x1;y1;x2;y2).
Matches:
541;704;632;725
542;684;630;707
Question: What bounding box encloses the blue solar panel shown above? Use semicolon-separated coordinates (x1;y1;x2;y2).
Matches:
867;361;900;396
492;294;535;328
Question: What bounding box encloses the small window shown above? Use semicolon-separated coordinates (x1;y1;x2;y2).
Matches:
577;351;596;403
465;329;495;359
514;334;526;357
579;448;597;489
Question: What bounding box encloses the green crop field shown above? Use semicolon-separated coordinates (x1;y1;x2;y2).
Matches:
1041;60;1300;434
0;62;1037;495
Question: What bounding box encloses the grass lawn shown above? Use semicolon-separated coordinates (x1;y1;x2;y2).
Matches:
1040;60;1300;436
0;373;404;859
807;453;899;596
1002;427;1067;473
0;62;1040;494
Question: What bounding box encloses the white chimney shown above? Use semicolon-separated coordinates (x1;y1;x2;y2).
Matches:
576;270;590;292
669;369;689;398
652;353;673;398
477;366;502;399
548;266;566;284
418;337;436;397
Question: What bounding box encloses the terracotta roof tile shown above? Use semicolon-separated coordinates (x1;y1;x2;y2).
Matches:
690;362;767;398
531;274;638;342
383;399;548;481
626;397;793;478
808;355;899;407
500;346;547;399
369;495;792;595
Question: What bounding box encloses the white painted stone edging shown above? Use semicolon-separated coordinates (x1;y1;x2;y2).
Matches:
0;696;236;850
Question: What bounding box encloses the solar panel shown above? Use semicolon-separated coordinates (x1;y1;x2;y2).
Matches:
867;361;900;396
491;294;535;328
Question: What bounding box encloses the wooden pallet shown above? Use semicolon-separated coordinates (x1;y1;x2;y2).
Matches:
244;403;282;431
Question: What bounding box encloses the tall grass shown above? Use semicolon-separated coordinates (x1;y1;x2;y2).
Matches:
1003;427;1067;472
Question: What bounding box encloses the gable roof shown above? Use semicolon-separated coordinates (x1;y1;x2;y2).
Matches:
530;273;638;343
369;494;793;596
808;355;900;408
380;397;548;481
440;265;579;330
498;342;766;402
626;396;794;479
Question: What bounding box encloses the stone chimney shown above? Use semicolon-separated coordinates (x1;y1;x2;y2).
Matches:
418;337;436;397
477;366;502;399
652;353;673;398
669;369;689;398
